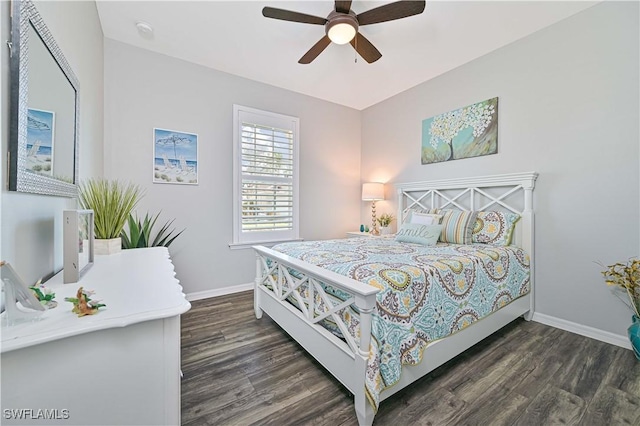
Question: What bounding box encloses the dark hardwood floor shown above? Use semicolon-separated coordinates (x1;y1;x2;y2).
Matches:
181;291;640;425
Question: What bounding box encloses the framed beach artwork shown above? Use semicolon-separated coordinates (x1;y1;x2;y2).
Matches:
26;108;55;176
421;97;498;165
153;128;198;185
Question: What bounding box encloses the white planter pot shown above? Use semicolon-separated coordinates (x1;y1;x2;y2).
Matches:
95;238;122;255
380;226;393;235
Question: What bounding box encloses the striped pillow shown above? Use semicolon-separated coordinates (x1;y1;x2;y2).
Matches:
438;209;478;244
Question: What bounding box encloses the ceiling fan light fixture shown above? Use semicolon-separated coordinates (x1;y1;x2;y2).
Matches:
327;21;357;45
325;11;358;45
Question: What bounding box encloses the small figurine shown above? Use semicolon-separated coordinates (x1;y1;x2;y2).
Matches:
29;279;58;309
360;224;365;232
64;287;106;317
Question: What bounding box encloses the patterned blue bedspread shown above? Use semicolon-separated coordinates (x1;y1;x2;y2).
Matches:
271;237;530;409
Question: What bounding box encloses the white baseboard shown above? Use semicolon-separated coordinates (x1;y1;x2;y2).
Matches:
186;283;253;301
532;312;632;350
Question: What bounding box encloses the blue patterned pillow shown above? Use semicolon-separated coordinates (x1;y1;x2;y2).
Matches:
438;209;478;244
472;211;521;246
395;223;442;246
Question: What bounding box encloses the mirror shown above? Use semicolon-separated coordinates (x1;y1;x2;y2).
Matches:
9;0;80;197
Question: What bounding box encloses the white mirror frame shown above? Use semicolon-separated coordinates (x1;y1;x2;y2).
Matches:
8;0;80;197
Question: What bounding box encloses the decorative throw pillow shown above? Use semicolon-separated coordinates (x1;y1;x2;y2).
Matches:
402;208;440;223
472;211;521;246
395;223;442;246
438;209;478;244
407;211;443;225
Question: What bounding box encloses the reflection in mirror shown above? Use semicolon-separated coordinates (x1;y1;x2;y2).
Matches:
9;0;80;197
27;23;76;181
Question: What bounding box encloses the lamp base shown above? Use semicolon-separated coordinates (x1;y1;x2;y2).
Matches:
370;201;379;235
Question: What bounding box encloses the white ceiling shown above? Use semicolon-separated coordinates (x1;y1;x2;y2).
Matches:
96;1;598;110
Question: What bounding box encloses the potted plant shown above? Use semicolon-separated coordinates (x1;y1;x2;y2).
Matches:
78;179;143;255
121;212;184;249
601;258;640;360
377;213;395;235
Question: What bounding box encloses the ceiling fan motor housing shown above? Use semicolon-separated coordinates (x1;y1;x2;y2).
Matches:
325;10;359;44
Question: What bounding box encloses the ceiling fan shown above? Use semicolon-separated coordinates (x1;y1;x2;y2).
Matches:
262;0;426;64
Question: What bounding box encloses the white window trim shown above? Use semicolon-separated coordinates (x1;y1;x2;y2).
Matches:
231;104;300;248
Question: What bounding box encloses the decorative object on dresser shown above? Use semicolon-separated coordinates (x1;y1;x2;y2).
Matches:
601;258;640;360
78;179;143;255
63;209;94;283
28;280;57;309
377;213;395;235
421;97;498;164
362;182;384;235
253;172;537;425
153;128;198;185
0;261;45;325
64;287;106;317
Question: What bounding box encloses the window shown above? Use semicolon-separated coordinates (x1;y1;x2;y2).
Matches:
232;105;299;247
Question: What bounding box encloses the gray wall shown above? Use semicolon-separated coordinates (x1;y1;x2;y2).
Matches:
361;2;639;336
1;0;104;283
103;39;361;294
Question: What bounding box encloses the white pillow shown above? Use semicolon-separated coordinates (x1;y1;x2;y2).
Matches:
409;212;442;226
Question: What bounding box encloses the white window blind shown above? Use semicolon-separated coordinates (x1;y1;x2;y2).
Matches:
232;105;299;246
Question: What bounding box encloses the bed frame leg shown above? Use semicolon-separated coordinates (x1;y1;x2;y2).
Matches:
254;255;263;319
254;289;263;319
523;310;533;321
355;391;375;426
354;350;375;426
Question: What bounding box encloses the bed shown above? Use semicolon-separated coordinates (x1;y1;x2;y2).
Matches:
253;172;537;425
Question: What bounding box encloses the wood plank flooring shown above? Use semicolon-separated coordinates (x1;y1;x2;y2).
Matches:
181;291;640;425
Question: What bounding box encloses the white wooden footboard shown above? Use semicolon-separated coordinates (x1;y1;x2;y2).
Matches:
253;245;379;425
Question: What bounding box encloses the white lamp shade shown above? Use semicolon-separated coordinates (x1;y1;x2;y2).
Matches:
362;182;384;201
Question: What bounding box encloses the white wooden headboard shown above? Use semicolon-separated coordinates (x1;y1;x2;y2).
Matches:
395;172;538;313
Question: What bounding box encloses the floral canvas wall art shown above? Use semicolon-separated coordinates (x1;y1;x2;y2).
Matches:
421;97;498;164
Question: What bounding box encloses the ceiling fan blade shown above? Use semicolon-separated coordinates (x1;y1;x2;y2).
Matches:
335;1;353;14
357;0;426;26
350;32;382;63
262;7;328;25
299;36;332;64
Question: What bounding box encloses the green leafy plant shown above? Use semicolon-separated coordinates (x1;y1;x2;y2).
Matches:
121;211;184;249
377;213;395;227
78;179;143;239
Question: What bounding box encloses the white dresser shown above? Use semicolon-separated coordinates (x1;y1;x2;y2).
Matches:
1;247;191;425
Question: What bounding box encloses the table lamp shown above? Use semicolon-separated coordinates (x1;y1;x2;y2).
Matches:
362;182;384;235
